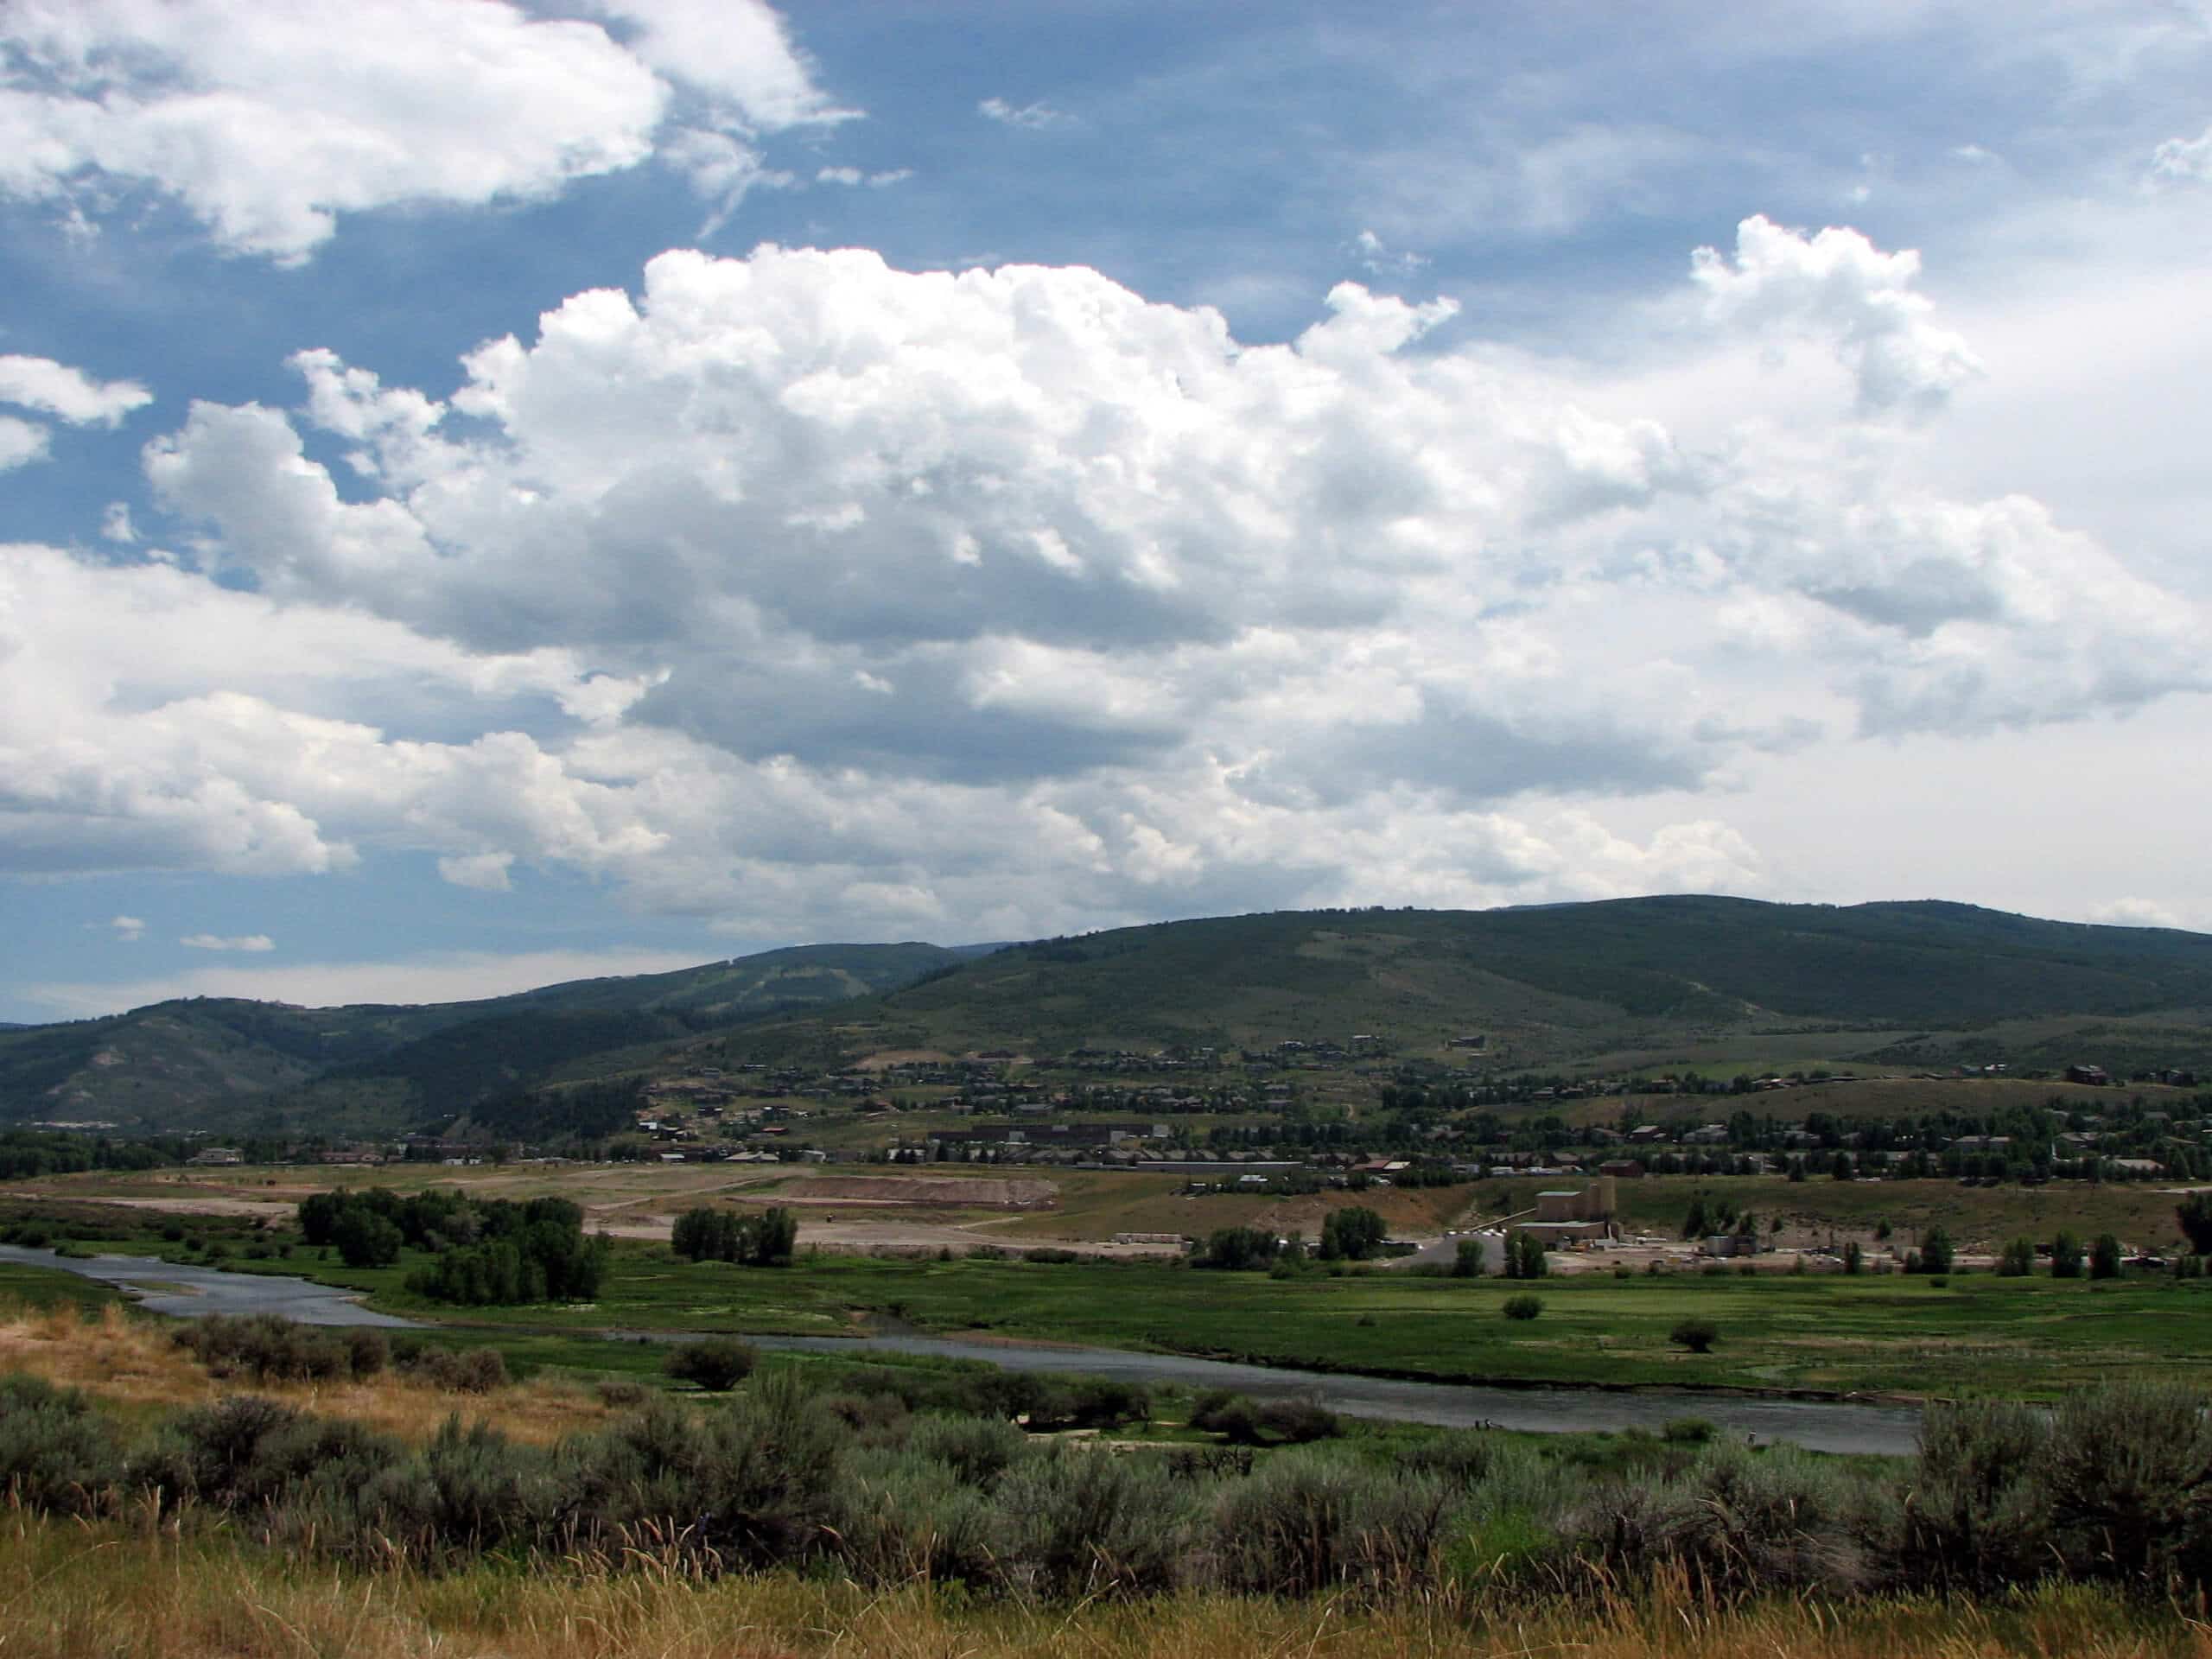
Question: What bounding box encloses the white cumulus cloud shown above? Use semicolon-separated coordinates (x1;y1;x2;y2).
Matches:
1692;214;1984;417
0;0;841;261
2;230;2201;950
180;932;275;951
0;355;152;426
2152;125;2212;183
979;97;1070;130
438;850;516;891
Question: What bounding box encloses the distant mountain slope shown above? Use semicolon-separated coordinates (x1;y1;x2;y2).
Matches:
10;900;2212;1132
716;899;2212;1065
0;942;968;1130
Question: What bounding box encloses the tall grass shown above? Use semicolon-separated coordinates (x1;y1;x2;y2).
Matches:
1;1511;2205;1659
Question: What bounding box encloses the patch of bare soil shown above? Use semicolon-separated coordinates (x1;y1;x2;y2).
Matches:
849;1049;954;1071
786;1176;1059;1210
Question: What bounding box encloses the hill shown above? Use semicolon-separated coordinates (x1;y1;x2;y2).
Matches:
10;898;2212;1136
0;943;970;1134
706;898;2212;1071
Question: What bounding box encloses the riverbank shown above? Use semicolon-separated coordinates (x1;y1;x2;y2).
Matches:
0;1243;1920;1452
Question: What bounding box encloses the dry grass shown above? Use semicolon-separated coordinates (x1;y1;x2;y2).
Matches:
0;1301;610;1444
0;1512;2204;1659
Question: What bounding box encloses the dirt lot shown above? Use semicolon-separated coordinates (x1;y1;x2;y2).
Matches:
3;1165;1211;1258
781;1175;1057;1209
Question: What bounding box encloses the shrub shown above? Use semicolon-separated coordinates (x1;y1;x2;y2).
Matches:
832;1446;1002;1587
1662;1416;1717;1445
1999;1237;2035;1276
1842;1240;1864;1274
361;1414;562;1560
171;1313;387;1383
664;1338;758;1394
0;1373;122;1516
2037;1379;2212;1584
907;1412;1032;1488
1906;1398;2050;1589
569;1370;844;1567
594;1378;648;1408
1502;1294;1543;1321
397;1344;508;1393
997;1447;1190;1599
1451;1236;1487;1277
1669;1319;1719;1354
1210;1449;1452;1597
1028;1376;1149;1432
2090;1233;2123;1281
1192;1390;1338;1446
2052;1230;2085;1277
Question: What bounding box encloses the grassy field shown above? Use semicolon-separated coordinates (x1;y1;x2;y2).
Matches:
5;1515;2203;1659
14;1167;2212;1401
1479;1173;2203;1254
95;1236;2207;1401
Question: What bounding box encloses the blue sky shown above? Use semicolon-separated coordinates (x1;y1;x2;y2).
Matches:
3;0;2211;1021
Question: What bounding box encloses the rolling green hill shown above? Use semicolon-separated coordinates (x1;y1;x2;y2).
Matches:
9;899;2211;1136
707;899;2212;1071
0;943;969;1133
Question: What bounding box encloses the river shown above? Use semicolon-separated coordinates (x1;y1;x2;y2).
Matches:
0;1244;1923;1454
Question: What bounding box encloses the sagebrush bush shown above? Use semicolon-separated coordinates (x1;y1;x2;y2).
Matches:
573;1371;845;1567
1209;1448;1452;1598
172;1314;387;1383
664;1338;757;1393
1906;1398;2050;1590
906;1411;1031;1488
397;1344;508;1393
0;1372;122;1516
996;1446;1190;1599
2039;1380;2212;1585
831;1446;1003;1587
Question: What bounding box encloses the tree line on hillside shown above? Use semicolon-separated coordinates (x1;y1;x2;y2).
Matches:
296;1187;607;1305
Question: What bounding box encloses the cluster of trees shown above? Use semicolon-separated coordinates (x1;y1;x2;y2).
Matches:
1317;1206;1387;1261
1499;1231;1549;1279
671;1205;798;1266
1901;1226;1954;1274
1679;1196;1761;1241
0;1130;187;1181
1193;1226;1287;1270
296;1187;608;1305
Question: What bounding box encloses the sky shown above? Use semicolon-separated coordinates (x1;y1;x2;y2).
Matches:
3;0;2211;1023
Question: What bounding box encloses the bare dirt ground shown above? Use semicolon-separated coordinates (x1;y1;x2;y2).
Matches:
785;1176;1057;1209
4;1166;1203;1259
849;1049;954;1071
